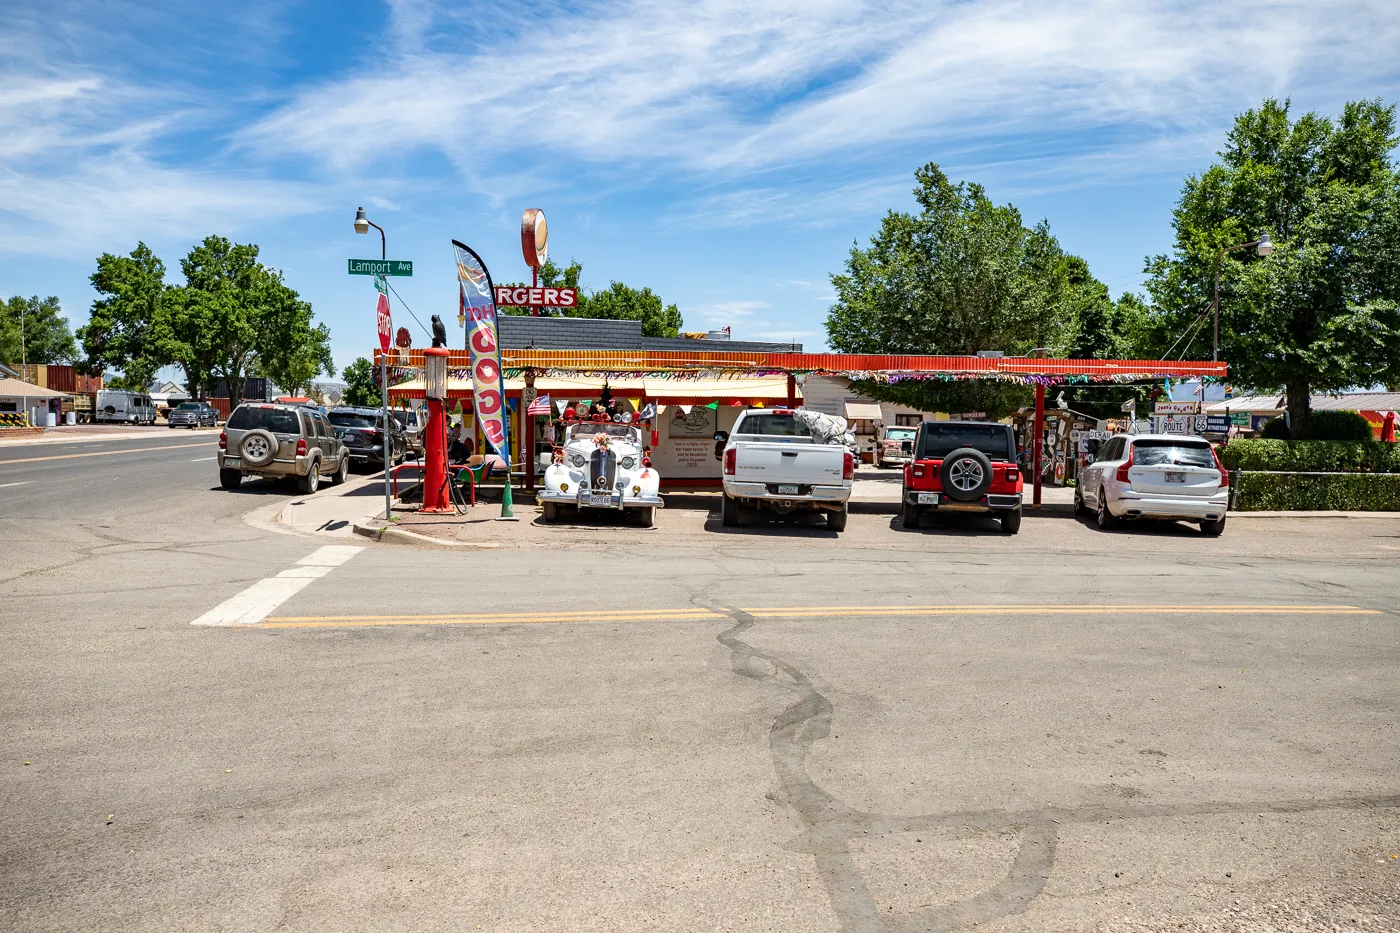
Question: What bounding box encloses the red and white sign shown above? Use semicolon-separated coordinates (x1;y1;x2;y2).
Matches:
1153;401;1199;415
376;293;392;353
494;286;578;308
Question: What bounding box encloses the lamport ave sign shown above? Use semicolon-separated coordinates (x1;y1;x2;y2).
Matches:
348;259;414;276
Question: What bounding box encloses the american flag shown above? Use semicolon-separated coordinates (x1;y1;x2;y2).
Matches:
526;393;552;416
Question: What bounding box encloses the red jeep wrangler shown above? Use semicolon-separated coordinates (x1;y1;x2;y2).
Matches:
901;421;1024;533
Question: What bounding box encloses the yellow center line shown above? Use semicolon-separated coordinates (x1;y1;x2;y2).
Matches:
256;604;1382;630
0;441;213;465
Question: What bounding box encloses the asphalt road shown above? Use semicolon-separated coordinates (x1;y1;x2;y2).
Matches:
2;433;1397;932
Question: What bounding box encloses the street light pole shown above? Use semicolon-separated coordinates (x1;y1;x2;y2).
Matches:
355;207;393;520
1212;233;1273;362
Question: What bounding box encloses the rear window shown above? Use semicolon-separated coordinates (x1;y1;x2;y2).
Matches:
735;414;810;437
1132;439;1214;468
920;424;1012;460
329;411;380;429
228;406;302;434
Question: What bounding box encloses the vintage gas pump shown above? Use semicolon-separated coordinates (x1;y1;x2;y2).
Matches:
421;345;452;513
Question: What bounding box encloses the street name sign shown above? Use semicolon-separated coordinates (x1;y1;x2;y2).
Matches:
349;259;413;276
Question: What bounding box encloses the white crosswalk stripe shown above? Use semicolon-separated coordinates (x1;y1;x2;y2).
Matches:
191;545;364;626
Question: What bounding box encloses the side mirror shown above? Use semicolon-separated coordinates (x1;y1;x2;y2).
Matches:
713;431;729;443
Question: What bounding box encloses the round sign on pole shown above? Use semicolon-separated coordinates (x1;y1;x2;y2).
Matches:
395;326;412;349
520;208;548;268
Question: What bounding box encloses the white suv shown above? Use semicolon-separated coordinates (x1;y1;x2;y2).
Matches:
1075;434;1229;535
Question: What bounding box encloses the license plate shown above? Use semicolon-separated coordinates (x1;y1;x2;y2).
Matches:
1165;471;1186;483
223;458;240;468
588;493;612;507
778;484;799;495
917;492;940;504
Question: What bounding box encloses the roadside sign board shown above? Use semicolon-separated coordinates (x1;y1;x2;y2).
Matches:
494;286;578;308
1153;401;1199;415
1205;415;1232;433
1230;412;1250;427
349;259;413;276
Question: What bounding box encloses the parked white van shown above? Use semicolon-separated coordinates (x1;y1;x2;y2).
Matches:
94;389;157;425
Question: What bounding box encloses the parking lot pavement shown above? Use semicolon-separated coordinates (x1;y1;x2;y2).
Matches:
2;460;1397;931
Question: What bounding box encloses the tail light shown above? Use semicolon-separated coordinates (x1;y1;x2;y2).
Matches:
842;451;854;480
723;448;736;475
912;463;925;477
1006;469;1019;483
295;438;307;456
1115;447;1134;483
218;431;227;449
1212;447;1229;487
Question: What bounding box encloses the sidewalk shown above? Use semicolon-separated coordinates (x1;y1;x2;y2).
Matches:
0;425;220;446
243;472;389;539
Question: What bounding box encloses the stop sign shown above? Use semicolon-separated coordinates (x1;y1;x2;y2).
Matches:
376;293;392;353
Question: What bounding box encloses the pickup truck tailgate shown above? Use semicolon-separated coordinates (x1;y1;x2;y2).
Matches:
733;441;845;485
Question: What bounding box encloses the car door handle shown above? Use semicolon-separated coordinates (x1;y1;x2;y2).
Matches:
781;451;798;456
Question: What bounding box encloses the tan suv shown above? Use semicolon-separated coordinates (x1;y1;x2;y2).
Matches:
219;402;349;494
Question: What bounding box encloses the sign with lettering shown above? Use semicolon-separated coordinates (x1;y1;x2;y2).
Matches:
1153;401;1200;415
348;259;413;276
493;286;579;308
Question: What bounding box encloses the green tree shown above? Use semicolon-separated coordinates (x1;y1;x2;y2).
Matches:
151;285;218;398
1142;98;1400;437
825;163;1084;418
1;296;77;365
79;243;167;384
498;258;684;336
341;357;378;407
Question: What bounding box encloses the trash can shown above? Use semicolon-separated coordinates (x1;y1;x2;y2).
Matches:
66;412;77;425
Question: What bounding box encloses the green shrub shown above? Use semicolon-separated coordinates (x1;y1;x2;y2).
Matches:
1300;409;1374;441
1259;417;1292;439
1234;472;1400;511
1218;439;1400;473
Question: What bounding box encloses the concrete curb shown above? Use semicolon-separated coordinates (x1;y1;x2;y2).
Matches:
352;520;504;549
242;472;386;539
1229;510;1400;518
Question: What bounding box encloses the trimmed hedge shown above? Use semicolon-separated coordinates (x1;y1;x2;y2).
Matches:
1301;409;1375;441
1234;471;1400;511
1219;439;1400;473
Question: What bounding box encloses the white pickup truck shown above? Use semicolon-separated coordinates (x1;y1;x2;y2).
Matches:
716;408;854;531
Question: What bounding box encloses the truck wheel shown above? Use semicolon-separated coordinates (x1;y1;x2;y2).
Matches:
901;500;921;529
827;504;849;531
219;469;242;490
721;493;740;527
541;501;559;523
1000;508;1022;534
297;461;320;494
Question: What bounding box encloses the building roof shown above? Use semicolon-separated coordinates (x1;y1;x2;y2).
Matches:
0;377;71;399
497;315;802;353
1205;392;1400;413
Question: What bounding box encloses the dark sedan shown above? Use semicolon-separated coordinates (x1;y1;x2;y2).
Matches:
327;407;407;469
167;402;219;428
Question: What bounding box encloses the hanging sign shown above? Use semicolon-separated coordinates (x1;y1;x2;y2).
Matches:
520;209;548;268
452;240;508;462
1154;401;1199;415
494;286;578;308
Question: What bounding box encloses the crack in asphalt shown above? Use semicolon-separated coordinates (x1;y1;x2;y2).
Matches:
702;601;1399;932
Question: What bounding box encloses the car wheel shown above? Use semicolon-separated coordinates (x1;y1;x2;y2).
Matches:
637;506;655;528
541;501;559;523
721;493;740;527
1000;508;1022;534
1074;487;1089;517
827;504;849;532
297;462;321;494
1200;516;1226;537
1096;497;1118;530
901;499;921;529
219;469;242;490
330;457;349;486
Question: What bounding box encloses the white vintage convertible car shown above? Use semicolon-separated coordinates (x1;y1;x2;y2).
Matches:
540;420;663;526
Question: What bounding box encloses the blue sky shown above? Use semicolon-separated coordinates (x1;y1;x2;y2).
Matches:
5;0;1400;378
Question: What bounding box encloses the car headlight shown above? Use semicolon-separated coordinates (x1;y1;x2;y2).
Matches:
569;453;586;468
620;456;636;469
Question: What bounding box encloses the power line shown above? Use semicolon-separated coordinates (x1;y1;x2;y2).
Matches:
385;280;430;338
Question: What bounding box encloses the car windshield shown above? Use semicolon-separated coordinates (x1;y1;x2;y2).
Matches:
175;403;201;411
228;406;301;434
735;414;810;437
884;428;916;441
1132;440;1215;468
329;412;380;429
919;424;1011;460
568;423;637;441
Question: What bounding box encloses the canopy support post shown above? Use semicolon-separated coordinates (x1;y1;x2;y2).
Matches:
1033;383;1044;509
786;373;796;408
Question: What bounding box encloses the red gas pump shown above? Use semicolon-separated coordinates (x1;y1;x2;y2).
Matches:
421;346;453;513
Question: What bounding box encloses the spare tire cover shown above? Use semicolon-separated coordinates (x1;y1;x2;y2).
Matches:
239;429;279;467
940;447;992;501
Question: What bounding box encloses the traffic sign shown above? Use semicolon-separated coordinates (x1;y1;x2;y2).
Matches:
376;292;392;354
349;259;413;276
